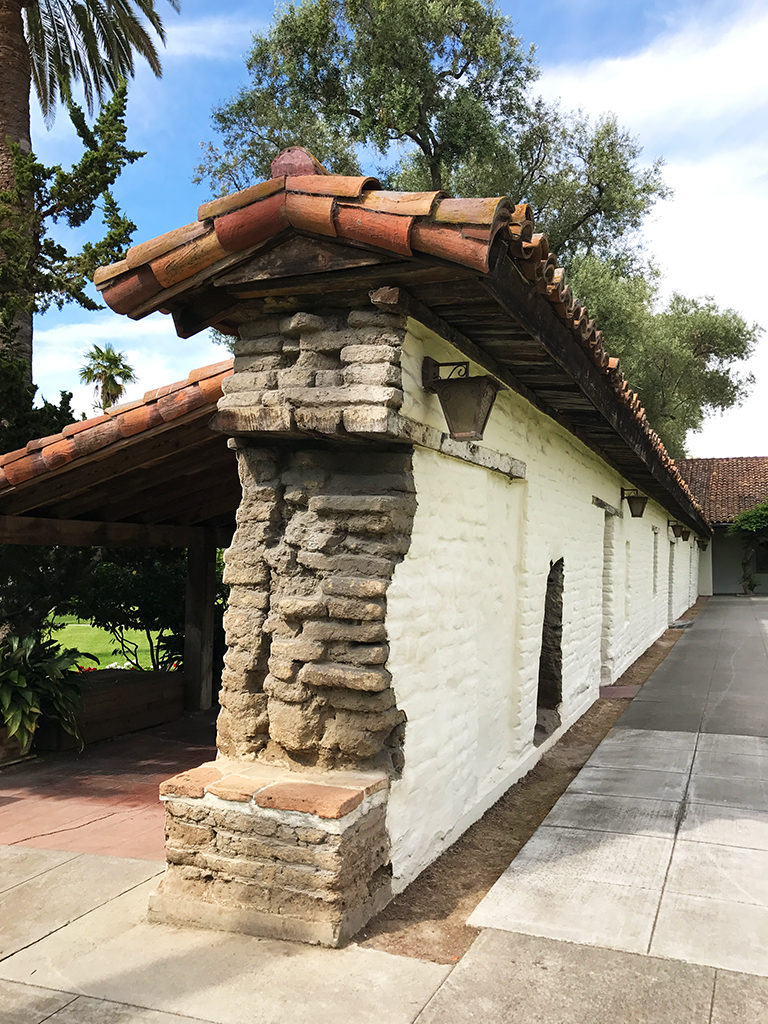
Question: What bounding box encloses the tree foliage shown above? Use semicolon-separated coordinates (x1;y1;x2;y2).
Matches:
569;257;760;457
79;342;137;410
195;0;668;264
0;84;142;337
24;0;180;121
67;549;187;671
728;502;768;594
198;0;756;456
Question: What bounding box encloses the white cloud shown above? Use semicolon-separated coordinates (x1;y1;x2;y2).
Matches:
164;14;266;61
34;313;228;419
536;3;768;457
538;5;768;143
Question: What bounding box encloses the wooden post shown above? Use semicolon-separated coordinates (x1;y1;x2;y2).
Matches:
184;529;218;711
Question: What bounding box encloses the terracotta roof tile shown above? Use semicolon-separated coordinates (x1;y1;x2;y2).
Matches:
285;173;379;196
679;457;768;524
91;154;706;525
197;177;285;222
0;361;233;495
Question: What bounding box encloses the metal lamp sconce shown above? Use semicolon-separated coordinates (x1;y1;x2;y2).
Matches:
422;357;500;441
681;528;691;541
697;538;709;551
668;521;684;539
621;488;649;518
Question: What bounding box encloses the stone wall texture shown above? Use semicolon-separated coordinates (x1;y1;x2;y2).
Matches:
150;763;390;946
219;444;416;771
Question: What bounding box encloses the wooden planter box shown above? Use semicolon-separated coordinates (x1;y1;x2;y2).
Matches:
35;669;185;751
0;727;32;767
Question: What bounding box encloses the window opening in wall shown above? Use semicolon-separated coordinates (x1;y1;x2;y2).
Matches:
624;540;631;621
668;541;676;623
652;530;659;597
534;557;564;746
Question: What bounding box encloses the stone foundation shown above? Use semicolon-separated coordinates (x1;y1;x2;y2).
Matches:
150;761;390;946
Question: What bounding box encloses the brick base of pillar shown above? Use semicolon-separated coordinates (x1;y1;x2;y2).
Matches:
148;761;391;946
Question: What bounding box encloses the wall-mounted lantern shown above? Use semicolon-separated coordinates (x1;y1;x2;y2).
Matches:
422;357;500;441
697;538;709;551
668;521;684;538
681;528;691;541
621;488;649;518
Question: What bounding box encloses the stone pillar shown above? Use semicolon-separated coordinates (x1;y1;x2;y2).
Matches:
151;307;419;945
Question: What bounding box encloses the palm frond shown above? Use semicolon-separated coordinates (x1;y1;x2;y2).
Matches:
23;0;180;118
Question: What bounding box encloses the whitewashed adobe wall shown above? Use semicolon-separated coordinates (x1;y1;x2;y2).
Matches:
385;320;700;890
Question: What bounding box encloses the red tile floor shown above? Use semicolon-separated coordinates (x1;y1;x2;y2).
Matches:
0;714;216;861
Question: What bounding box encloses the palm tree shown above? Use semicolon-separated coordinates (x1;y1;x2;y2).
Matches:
79;342;137;410
0;0;180;377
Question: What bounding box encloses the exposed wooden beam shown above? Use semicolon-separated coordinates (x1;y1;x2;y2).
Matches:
0;515;232;549
480;258;710;535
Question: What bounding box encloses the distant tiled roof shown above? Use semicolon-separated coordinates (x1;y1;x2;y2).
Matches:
90;149;705;527
0;360;232;491
679;457;768;524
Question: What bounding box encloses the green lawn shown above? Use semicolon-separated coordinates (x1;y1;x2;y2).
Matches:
52;615;161;669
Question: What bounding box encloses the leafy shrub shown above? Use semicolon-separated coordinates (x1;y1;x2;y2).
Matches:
67;549;187;670
0;632;95;751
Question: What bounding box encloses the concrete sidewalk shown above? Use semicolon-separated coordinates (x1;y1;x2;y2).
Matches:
2;597;768;1023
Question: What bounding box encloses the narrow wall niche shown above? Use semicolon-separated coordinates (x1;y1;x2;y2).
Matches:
534;557;564;746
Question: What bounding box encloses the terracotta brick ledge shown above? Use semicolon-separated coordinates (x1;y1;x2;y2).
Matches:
159;760;388;819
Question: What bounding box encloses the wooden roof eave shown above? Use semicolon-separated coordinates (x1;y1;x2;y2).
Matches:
478;254;710;535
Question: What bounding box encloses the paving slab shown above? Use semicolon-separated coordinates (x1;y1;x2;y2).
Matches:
586;743;694;773
711;970;768;1023
468;873;660;954
665;840;768;906
46;995;221;1023
541;792;680;838
599;727;698;751
0;846;78;894
0;853;163;959
614;702;703;732
695;733;768;757
415;930;715;1024
0;978;76;1024
679;802;768;851
650;891;768;976
688;774;768;812
701;712;768;737
498;825;673;890
0;876;449;1024
692;749;768;781
567;766;688;801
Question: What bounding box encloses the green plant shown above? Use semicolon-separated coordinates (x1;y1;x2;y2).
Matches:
67;549;186;670
0;632;95;751
728;502;768;595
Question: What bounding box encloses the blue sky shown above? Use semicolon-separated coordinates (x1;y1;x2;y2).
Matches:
30;0;768;457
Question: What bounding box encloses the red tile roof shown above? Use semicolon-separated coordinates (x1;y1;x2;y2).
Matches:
90;149;705;526
0;360;232;493
678;457;768;524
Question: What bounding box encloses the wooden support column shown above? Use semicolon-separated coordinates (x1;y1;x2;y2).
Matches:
184;529;218;711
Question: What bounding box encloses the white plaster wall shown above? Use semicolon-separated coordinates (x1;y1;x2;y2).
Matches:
385;448;524;887
385;320;700;888
698;542;713;596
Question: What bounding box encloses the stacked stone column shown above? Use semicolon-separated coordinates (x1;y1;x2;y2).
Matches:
153;305;419;944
